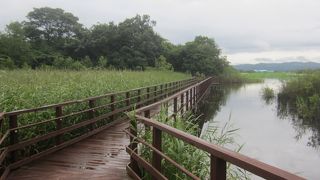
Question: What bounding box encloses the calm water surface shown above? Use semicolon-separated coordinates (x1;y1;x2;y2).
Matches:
200;79;320;179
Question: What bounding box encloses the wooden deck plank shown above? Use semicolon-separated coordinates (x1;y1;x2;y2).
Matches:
8;121;131;180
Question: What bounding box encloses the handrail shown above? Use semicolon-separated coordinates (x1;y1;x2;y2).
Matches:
0;77;199;179
4;78;195;116
126;77;305;180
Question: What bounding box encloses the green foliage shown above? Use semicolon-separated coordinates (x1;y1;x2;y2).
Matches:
24;7;83;46
81;56;93;68
97;56;108;68
0;56;15;69
278;71;320;121
155;55;173;71
261;86;275;104
165;36;228;76
0;22;34;67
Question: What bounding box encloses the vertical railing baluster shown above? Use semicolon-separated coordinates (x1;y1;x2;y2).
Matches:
137;89;141;108
130;122;140;176
152;127;162;175
165;83;169;97
173;97;177;120
180;93;184;115
126;92;130;107
9;114;18;162
147;87;150;101
160;85;163;99
186;90;189;111
210;155;226;180
144;109;151;130
110;95;115;121
154;86;157;102
189;88;193;109
55;106;63;144
88;100;96;130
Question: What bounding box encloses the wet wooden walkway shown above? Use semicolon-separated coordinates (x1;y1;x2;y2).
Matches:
8;121;131;180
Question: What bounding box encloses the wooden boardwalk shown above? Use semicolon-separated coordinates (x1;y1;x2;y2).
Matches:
8;121;131;180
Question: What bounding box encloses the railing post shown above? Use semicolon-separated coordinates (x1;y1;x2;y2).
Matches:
126;92;130;106
160;85;163;99
55;106;63;145
193;87;197;107
130;122;141;177
147;87;150;101
173;97;178;120
190;88;193;109
137;89;141;108
144;109;150;118
154;86;157;102
152;127;162;177
144;109;151;130
164;83;168;98
9;114;18;162
110;95;115;121
88;100;96;130
180;93;184;114
210;155;226;180
186;90;189;111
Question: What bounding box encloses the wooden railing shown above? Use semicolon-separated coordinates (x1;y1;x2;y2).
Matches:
125;77;305;180
0;77;198;180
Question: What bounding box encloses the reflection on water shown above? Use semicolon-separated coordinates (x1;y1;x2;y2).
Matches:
277;96;320;149
198;79;320;179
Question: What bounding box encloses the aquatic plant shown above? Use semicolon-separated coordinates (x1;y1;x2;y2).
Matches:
133;108;250;179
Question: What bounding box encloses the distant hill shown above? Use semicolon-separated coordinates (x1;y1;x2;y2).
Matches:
233;62;320;72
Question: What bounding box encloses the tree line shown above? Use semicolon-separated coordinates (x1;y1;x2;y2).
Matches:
0;7;229;75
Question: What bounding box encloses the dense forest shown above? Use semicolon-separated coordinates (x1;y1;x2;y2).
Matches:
0;7;229;75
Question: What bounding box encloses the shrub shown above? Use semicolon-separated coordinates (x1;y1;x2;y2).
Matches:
155;55;173;71
0;56;16;69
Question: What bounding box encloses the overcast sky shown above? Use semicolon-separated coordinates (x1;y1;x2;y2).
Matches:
1;0;320;64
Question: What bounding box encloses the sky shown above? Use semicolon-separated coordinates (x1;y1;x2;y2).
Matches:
1;0;320;65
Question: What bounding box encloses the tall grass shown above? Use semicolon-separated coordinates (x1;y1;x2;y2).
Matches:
132;108;250;179
261;86;275;104
278;71;320;121
0;69;190;158
0;69;190;112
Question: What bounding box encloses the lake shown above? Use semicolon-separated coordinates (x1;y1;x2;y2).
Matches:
199;79;320;179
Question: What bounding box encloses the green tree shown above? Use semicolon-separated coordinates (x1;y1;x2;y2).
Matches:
155;55;173;71
179;36;228;75
0;22;34;67
23;7;84;63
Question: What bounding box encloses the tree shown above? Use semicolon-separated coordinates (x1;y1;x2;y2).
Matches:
117;15;164;68
179;36;228;75
23;7;84;57
0;22;34;67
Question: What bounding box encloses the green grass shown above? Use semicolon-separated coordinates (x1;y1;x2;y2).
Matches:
240;72;298;82
0;69;191;112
